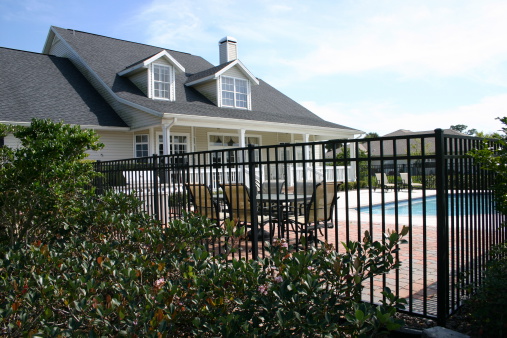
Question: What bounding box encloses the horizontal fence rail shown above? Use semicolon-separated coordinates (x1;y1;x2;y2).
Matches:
93;129;506;325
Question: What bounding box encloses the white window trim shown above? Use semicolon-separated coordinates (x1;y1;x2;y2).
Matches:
218;76;251;110
148;63;175;101
134;134;150;158
156;132;190;155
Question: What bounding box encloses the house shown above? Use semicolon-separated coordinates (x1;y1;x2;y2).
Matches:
0;26;362;161
365;129;468;175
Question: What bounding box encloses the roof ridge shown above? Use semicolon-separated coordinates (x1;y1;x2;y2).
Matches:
52;26;194;57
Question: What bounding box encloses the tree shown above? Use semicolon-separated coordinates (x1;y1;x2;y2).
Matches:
470;117;507;214
0;119;103;246
362;132;380;139
450;124;477;136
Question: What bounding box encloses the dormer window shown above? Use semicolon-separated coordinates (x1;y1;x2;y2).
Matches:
221;76;248;109
152;64;173;100
118;50;185;101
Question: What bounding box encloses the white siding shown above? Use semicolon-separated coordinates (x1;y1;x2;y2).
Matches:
194;81;218;104
4;134;21;148
129;70;148;95
3;130;133;161
86;131;133;161
222;67;247;79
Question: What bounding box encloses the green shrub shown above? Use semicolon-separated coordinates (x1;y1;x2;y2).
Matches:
465;243;507;336
0;215;408;336
0;119;103;246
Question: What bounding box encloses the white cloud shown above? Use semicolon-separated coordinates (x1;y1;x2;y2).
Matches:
282;0;507;83
302;93;507;136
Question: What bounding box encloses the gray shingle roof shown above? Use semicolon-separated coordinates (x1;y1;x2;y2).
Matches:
0;47;127;127
51;27;359;131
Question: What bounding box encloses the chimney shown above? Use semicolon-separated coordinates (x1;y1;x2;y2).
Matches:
219;36;238;64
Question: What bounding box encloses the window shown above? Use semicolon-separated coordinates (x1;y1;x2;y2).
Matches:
158;134;188;155
152;64;172;99
221;76;248;109
135;135;149;158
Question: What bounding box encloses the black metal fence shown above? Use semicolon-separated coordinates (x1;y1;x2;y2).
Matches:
93;129;506;325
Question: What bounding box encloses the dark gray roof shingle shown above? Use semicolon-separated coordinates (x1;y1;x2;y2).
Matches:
0;47;127;127
51;27;359;131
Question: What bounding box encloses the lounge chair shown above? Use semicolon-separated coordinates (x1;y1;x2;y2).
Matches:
375;173;397;191
400;173;423;190
185;183;221;223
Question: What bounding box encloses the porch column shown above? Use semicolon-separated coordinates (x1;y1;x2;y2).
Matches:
162;118;177;156
303;134;310;159
240;129;246;147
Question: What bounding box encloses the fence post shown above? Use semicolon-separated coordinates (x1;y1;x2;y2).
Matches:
247;144;259;259
435;128;449;325
153;154;159;221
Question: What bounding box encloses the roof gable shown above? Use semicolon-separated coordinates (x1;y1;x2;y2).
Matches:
185;59;259;86
118;50;185;76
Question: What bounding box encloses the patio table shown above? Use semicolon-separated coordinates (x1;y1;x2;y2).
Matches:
256;193;312;238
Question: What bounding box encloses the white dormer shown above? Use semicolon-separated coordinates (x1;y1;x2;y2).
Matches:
118;50;185;101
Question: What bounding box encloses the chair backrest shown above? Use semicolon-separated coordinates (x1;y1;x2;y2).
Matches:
306;182;341;224
400;173;409;184
295;181;316;195
261;180;285;194
220;184;253;223
375;173;391;184
185;184;219;220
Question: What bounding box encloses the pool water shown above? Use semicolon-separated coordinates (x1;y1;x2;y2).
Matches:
363;194;495;216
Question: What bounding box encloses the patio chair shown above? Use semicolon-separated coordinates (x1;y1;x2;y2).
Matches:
286;181;342;244
375;173;397;192
185;183;221;224
261;180;286;194
400;173;423;190
220;183;274;241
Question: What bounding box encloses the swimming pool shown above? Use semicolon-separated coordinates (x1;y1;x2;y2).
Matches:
362;194;495;216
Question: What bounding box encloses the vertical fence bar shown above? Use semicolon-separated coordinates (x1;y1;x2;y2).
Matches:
247;144;259;260
435;128;449;325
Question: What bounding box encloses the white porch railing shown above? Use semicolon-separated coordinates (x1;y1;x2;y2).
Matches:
188;165;355;191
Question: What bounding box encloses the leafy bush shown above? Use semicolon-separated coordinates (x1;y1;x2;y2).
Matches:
0;119;103;246
465;243;507;336
0;214;408;336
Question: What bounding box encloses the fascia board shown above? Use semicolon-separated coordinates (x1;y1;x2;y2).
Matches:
215;60;259;85
42;27;56;54
163;113;362;136
119;50;185;76
51;29;164;118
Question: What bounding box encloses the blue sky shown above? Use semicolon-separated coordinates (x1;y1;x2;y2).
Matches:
1;0;507;136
